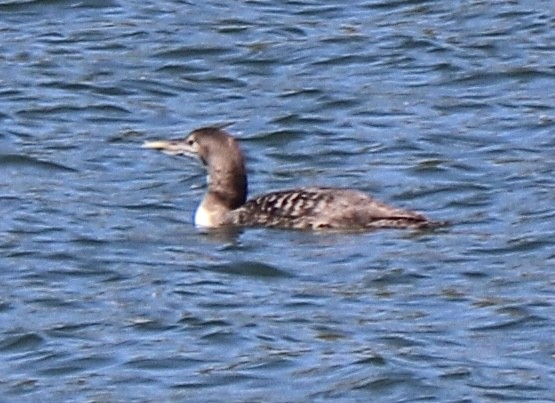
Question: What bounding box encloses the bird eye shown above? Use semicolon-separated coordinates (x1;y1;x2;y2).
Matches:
186;138;195;146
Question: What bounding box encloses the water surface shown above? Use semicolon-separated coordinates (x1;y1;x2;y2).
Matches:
1;0;554;401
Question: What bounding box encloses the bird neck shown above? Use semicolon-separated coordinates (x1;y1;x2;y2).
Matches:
194;164;246;228
204;157;247;211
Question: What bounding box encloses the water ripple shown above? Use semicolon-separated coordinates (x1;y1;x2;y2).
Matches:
1;0;554;401
0;154;76;172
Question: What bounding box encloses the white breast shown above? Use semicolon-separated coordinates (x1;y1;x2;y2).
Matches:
194;204;215;228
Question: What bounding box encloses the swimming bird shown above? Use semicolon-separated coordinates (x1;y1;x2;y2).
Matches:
143;127;443;231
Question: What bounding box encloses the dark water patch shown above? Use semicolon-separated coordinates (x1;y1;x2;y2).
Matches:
120;78;181;97
15;103;131;121
178;315;232;329
369;267;430;285
439;366;472;380
274;114;335;128
319;95;363;110
317;30;372;45
200;328;238;343
363;0;434;11
0;333;44;353
233;54;283;68
155;63;205;75
125;356;203;371
0;0;76;12
185;75;248;89
292;3;343;17
506;236;553;254
129;318;179;333
352;353;387;367
284;295;326;309
201;260;292;278
0;299;12;313
376;335;425;349
177;314;230;329
350;372;421;392
110;129;146;143
72;0;121;10
278;87;322;99
26;296;82;309
119;201;175;211
37;265;127;283
468;238;551;257
41;81;136;97
46;323;101;339
265;113;310;127
69;235;112;247
216;17;253;31
313;325;349;341
0;88;23;98
461;270;489;280
449;68;555;87
153;45;232;59
171;380;212;390
36;30;65;43
172;372;264;391
311;53;380;68
36;353;114;376
439;286;470;302
470;314;546;333
0;154;76;172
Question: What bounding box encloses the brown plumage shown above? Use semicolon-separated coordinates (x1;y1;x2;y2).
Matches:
143;127;444;231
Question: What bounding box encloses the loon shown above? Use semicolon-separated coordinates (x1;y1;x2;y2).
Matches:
143;127;443;231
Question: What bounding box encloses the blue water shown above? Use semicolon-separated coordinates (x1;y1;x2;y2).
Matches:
1;0;554;401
